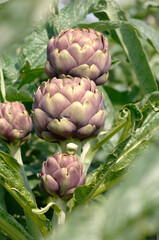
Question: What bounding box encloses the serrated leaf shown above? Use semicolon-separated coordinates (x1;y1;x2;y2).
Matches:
0;151;50;237
0;207;33;240
18;24;48;68
95;0;158;94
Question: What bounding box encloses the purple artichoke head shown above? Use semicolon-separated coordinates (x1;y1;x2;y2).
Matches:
0;101;33;145
33;77;106;142
39;152;86;197
45;28;111;85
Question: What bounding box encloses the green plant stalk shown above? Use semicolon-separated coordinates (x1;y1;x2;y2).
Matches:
53;198;66;228
81;121;126;172
8;144;43;240
0;57;6;102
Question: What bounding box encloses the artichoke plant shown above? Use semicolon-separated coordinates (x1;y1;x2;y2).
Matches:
33;77;105;142
45;28;111;85
39;152;86;197
0;101;33;144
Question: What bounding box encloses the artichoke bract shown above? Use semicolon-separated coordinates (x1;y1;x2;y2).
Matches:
45;28;111;85
0;101;33;144
39;152;86;197
33;77;105;142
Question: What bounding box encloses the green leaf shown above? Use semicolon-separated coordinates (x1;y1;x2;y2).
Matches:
144;1;159;8
97;86;116;155
6;85;34;102
0;207;33;240
32;201;61;215
18;24;49;87
54;0;101;32
53;135;159;240
131;18;159;53
78;20;137;31
95;0;158;94
0;151;50;237
0;58;6;101
93;109;159;197
1;54;18;86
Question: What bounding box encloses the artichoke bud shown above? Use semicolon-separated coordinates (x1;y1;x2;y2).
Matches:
39;152;86;198
33;77;106;143
0;101;33;145
45;28;111;85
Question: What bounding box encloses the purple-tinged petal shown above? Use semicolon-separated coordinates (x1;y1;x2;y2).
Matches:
39;92;71;118
75;124;96;139
47;118;76;138
104;53;111;72
89;110;106;129
61;101;96;127
78;173;87;186
33;108;51;132
44;156;60;176
69;64;100;80
86;50;109;72
54;34;70;51
45;61;56;78
47;37;55;56
67;43;95;65
80;89;101;111
49;49;77;75
42;175;59;196
53;168;69;195
95;72;109;85
61;84;86;103
68;167;80;189
0;118;12;140
45;82;59;98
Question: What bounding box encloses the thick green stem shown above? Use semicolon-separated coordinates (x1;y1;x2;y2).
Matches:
9;145;33;196
0;57;6;102
53;198;66;228
8;144;43;240
82;121;126;172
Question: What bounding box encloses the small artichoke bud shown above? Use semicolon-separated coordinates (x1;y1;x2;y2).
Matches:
45;28;111;85
39;152;86;197
33;77;106;143
0;101;33;145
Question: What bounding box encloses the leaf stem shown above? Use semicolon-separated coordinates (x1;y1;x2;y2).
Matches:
8;145;34;198
82;121;126;172
8;144;43;240
53;198;66;228
0;57;6;102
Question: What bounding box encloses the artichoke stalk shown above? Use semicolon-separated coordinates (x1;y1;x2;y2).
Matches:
33;77;106;143
39;152;86;198
0;101;33;145
45;28;111;85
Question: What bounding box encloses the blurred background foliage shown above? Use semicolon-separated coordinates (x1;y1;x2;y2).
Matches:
0;0;159;240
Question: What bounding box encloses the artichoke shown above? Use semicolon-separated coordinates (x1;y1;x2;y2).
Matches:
39;152;86;197
33;77;105;142
45;28;111;85
0;101;33;144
